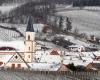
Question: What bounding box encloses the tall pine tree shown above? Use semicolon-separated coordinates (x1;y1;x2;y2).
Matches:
59;16;63;31
66;17;72;32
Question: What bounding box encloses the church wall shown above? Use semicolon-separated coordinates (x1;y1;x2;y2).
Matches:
26;32;35;41
4;63;28;69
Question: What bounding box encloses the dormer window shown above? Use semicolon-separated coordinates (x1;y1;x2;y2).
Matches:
28;35;30;40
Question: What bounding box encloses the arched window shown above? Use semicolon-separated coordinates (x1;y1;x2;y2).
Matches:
28;35;30;40
28;55;30;58
29;47;30;51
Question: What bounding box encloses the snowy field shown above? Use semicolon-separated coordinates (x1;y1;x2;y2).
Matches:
0;4;21;14
57;7;100;37
0;23;44;41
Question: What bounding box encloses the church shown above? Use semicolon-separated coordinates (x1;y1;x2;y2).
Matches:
0;17;62;71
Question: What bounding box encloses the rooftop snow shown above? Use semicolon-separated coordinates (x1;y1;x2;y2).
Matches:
28;63;61;71
0;41;25;51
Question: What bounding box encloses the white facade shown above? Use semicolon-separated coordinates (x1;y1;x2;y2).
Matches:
24;32;36;63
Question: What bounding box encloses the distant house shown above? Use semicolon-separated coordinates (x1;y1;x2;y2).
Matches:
58;64;70;71
42;25;52;33
86;63;100;71
4;52;29;69
50;50;60;55
88;35;100;44
0;52;15;68
69;45;86;52
44;50;62;64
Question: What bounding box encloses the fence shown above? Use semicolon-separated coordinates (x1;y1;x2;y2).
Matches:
0;69;100;80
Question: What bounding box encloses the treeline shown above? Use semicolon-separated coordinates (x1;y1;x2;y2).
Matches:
1;0;55;24
73;0;100;7
0;0;6;5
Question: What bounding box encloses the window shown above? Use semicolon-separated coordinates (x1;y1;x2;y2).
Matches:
15;55;18;59
0;62;3;66
17;64;21;68
29;47;30;50
28;55;30;58
28;35;30;40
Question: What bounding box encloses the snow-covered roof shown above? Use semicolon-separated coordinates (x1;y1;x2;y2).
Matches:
0;54;13;63
28;63;61;71
81;57;93;62
93;51;100;56
0;41;25;51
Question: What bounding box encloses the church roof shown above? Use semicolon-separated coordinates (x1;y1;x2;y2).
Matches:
26;17;34;32
4;52;30;68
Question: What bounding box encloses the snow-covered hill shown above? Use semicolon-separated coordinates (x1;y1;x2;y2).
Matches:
0;23;45;41
57;6;100;37
0;4;21;14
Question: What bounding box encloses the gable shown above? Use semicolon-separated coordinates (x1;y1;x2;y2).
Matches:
8;53;25;63
4;52;30;69
50;50;59;55
58;65;69;71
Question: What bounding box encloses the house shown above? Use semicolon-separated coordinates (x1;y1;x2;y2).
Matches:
86;63;100;71
69;45;86;52
58;64;70;71
43;49;62;64
4;52;29;69
42;24;52;33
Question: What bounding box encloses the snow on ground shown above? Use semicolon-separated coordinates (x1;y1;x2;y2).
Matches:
0;23;45;41
84;6;100;11
56;34;90;47
29;63;60;71
0;41;25;51
0;4;20;14
0;40;100;67
0;55;12;63
0;23;44;32
57;9;100;37
63;50;100;66
0;27;21;41
64;35;89;46
37;40;67;51
63;59;89;66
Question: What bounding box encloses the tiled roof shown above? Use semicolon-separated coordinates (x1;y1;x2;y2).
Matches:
89;63;100;70
50;50;59;55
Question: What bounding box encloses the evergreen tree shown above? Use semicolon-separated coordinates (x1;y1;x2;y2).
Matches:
66;17;72;32
0;0;5;5
59;16;63;31
68;63;76;71
54;16;58;27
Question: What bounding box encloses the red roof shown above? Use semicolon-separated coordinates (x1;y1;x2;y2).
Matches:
50;50;59;55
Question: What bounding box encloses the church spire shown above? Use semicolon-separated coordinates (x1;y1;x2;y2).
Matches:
26;16;34;32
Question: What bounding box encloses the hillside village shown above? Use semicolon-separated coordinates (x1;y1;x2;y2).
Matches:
0;16;100;72
0;0;100;73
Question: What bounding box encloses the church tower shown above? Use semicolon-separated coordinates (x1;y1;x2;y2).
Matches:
24;17;36;63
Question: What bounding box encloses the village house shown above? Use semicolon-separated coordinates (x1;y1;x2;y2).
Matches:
86;63;100;71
